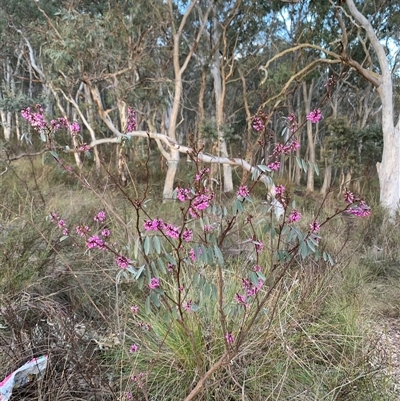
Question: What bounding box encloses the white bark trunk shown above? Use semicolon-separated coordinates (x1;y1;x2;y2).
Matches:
303;80;315;193
210;15;233;193
346;0;398;215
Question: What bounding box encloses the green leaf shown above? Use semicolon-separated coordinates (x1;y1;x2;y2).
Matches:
50;150;59;159
157;258;166;274
295;156;302;169
145;295;151;315
59;235;69;242
134;237;140;259
153;236;161;254
150;261;159;278
150;291;161;308
165;253;176;266
143;236;151;255
299;241;309;259
249;271;259;286
306;238;316;252
214;244;224;266
301;158;308;172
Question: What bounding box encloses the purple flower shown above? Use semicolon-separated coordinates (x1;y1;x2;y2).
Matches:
131;305;139;313
234;293;248;307
274;185;285;196
253;265;261;272
78;143;90;152
344;189;355;204
86;235;104;249
165;223;180;239
195;168;210;181
189;248;202;262
126;107;136;132
76;225;90;237
176;187;191;202
309;221;320;233
267;161;280;171
130;343;139;353
306;109;322;123
94;211;106;222
287;140;300;151
116;255;131;269
69;121;80;134
225;333;235;344
182;300;193;311
237;185;250;198
101;228;110;237
149;277;159;289
252;117;265;132
348;201;371;217
21;104;48;130
182;229;193;242
253;240;263;253
288;209;301;223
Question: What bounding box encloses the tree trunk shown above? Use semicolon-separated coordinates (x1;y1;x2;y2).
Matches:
303;80;315;193
345;0;399;215
210;14;233;193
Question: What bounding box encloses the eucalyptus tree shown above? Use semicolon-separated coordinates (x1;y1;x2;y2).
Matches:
262;0;400;214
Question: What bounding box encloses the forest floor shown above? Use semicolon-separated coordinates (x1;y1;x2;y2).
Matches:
381;317;400;391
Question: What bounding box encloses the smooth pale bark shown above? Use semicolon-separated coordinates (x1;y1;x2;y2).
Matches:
303;80;315;193
210;14;233;193
162;0;211;199
345;0;400;215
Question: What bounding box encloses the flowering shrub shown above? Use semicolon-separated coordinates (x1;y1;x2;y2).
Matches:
25;98;371;400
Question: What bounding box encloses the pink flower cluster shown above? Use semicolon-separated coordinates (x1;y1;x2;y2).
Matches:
275;185;285;196
49;212;69;236
22;104;81;136
143;219;190;241
195;168;210;182
50;117;69;130
288;209;301;223
252;116;265;132
76;225;90;236
348;201;371;217
86;235;105;249
94;211;106;222
69;122;80;134
225;333;235;344
268;161;280;171
130;343;139;353
116;255;132;269
182;300;193;311
189;189;214;218
149;277;159;289
287;113;298;133
237;185;250;198
306;109;322;123
309;221;320;233
126;107;137;132
78;143;90;153
189;247;202;262
272;140;300;156
343;189;371;217
235;275;264;308
21;105;47;130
